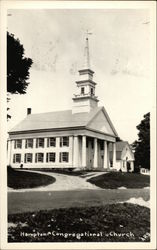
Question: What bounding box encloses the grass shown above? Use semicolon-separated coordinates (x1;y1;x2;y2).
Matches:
7;166;56;189
87;172;150;189
8;189;150;215
8;203;150;242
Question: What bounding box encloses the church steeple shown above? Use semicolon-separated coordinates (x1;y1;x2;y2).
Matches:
72;32;99;114
83;34;90;69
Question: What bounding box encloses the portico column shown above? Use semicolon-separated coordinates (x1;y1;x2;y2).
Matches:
107;142;110;169
73;136;79;167
112;142;116;168
93;138;98;168
103;140;108;169
82;135;86;168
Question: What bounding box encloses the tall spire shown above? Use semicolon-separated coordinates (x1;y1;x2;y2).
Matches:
72;31;99;114
83;30;92;69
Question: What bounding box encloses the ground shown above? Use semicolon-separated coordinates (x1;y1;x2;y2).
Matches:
8;189;149;214
8;203;150;242
7;169;150;242
8;168;150;190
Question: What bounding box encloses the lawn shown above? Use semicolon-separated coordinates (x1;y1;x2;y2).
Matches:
8;203;150;242
87;172;150;189
7;166;56;189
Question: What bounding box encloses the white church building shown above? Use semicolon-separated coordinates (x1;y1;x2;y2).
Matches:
7;36;134;171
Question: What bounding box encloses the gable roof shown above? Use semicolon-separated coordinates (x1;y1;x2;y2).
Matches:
115;141;128;151
9;106;118;137
109;141;134;160
87;106;118;137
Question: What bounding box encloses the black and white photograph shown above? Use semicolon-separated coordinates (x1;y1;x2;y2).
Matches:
0;1;156;249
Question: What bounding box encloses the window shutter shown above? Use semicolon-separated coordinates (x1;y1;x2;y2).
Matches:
67;153;69;162
35;153;37;163
47;138;49;147
24;154;26;163
46;153;48;162
13;154;15;163
19;154;21;163
59;152;61;162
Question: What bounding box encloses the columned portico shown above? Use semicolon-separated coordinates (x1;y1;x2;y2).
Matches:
73;136;79;167
82;135;86;167
93;138;98;168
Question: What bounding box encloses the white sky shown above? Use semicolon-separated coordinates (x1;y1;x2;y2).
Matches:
7;8;153;143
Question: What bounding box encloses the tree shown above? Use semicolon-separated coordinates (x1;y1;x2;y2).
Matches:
7;32;33;94
132;113;150;170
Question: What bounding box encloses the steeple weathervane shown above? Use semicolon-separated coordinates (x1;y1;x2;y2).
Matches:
83;30;92;69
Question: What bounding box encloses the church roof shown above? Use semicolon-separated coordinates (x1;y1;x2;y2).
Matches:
9;106;105;134
9;106;118;137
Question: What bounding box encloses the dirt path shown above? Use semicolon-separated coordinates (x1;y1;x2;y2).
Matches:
8;170;103;192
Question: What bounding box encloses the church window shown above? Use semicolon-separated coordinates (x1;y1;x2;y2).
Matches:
13;154;21;163
59;152;69;162
14;139;22;149
25;139;33;148
36;138;44;148
35;153;44;163
47;137;56;147
91;88;94;95
46;152;56;162
24;153;33;163
60;137;69;147
81;87;85;94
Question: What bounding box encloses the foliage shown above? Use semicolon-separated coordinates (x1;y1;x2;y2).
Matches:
7;32;33;120
132;113;150;169
7;32;33;94
8;203;150;242
116;137;122;142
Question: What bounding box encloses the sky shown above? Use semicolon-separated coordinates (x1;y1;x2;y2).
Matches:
7;8;153;143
